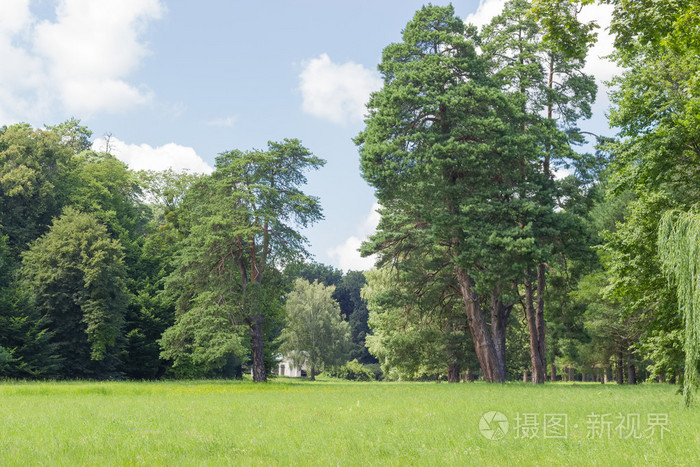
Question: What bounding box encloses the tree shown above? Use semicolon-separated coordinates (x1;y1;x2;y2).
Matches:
278;279;350;380
658;209;700;406
21;208;129;378
44;117;93;154
363;266;478;382
480;0;598;383
599;0;699;391
285;262;376;363
160;139;324;382
0;234;60;378
572;269;642;383
123;169;201;379
358;5;551;382
0;123;76;257
339;271;375;363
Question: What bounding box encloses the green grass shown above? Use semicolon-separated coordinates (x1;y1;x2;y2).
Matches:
1;379;698;466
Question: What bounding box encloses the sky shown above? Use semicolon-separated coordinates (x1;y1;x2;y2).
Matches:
0;0;618;271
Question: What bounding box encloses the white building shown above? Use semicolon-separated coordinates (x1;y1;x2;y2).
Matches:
277;353;308;377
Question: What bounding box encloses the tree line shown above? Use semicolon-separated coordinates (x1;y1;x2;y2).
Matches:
1;0;698;403
357;0;699;403
0;121;372;381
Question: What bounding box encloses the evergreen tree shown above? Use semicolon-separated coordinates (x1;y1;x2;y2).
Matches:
160;139;323;382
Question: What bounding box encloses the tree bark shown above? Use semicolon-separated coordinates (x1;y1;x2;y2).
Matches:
455;268;505;382
249;314;267;382
568;367;574;382
544;53;554;178
616;350;624;384
464;368;474;382
447;363;461;383
536;264;547;374
490;288;509;382
310;366;316;381
550;363;557;381
524;272;546;384
627;349;636;385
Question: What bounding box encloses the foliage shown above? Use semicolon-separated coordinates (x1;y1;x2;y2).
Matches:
358;1;598;384
0;0;696;389
285;262;375;363
0;283;60;379
600;0;700;388
363;267;478;381
21;208;129;377
160;140;324;381
278;279;350;380
325;359;375;381
357;4;528;382
658;209;700;406
44;118;93;154
0;123;76;257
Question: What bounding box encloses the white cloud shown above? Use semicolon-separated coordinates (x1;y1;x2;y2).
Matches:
327;203;380;271
554;166;573;180
465;0;506;28
0;1;44;122
0;0;163;121
92;136;213;174
206;116;237;128
579;3;619;117
0;0;33;35
299;53;382;125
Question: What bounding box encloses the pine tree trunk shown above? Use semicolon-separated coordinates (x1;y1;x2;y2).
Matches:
250;314;267;382
616;351;624;384
627;349;636;385
568;367;574;382
524;273;546;384
523;370;528;382
490;288;508;381
536;264;547;376
455;268;505;382
550;363;557;381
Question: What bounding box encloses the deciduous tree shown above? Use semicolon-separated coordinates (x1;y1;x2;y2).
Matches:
21;208;128;378
278;279;350;380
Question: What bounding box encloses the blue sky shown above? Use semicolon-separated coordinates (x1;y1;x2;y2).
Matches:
0;0;616;270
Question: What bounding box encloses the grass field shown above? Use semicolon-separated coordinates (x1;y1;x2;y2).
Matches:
1;378;698;466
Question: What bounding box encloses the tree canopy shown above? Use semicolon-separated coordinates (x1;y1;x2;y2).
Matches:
0;0;698;399
159;139;324;382
278;278;350;380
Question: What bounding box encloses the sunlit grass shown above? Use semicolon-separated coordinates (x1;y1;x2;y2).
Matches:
1;379;698;465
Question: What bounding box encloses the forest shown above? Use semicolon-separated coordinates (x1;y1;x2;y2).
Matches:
1;0;699;409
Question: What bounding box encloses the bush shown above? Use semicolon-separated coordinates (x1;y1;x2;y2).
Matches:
326;360;375;381
363;363;383;381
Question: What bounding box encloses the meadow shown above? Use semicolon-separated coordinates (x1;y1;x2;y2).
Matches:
1;379;698;466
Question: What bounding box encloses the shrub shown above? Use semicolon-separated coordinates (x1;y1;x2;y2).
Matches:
327;360;375;381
